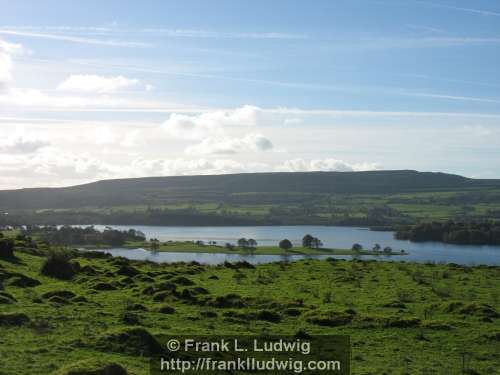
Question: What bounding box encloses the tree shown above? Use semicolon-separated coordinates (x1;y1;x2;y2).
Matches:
310;237;323;249
372;243;381;252
150;238;160;251
225;243;235;250
279;239;293;251
247;239;257;248
302;234;314;248
237;238;248;248
352;243;363;252
383;246;393;254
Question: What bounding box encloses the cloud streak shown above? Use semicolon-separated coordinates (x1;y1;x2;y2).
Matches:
0;29;150;47
57;74;141;93
413;1;500;17
0;26;308;40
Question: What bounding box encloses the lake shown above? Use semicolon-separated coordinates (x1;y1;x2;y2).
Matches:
88;225;500;266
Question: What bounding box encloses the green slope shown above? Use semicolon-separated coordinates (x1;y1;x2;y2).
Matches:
1;170;499;210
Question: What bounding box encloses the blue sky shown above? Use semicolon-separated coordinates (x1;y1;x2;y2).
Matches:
0;0;499;188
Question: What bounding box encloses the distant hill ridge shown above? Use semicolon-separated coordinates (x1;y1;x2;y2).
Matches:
1;170;499;210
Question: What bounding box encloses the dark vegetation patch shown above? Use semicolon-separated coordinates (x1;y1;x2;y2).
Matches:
157;305;175;314
209;293;247;308
6;274;41;287
0;312;30;326
93;282;118;291
170;276;195;286
116;265;140;277
52;359;128;375
95;328;163;356
306;311;354;327
40;250;79;280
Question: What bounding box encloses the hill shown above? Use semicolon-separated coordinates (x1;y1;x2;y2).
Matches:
1;170;499;210
1;170;500;227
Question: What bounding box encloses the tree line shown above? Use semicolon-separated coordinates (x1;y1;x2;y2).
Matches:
395;221;500;245
23;226;146;247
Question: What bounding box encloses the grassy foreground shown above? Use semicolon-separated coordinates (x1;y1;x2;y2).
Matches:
0;247;499;375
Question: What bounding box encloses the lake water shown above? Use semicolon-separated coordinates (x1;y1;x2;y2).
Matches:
89;225;500;266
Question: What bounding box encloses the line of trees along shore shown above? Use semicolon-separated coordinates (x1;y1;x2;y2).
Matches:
395;221;500;245
22;226;146;247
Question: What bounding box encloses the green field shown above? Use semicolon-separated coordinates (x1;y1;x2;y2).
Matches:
0;243;498;375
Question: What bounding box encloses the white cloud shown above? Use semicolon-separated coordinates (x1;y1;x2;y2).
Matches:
162;105;262;140
185;133;273;155
57;74;140;93
0;148;117;188
0;129;49;154
0;39;23;88
28;149;115;178
277;158;381;173
126;157;268;178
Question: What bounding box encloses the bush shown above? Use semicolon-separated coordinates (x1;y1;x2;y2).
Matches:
0;239;14;258
40;250;79;280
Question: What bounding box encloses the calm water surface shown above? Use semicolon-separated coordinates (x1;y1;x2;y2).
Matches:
88;225;500;266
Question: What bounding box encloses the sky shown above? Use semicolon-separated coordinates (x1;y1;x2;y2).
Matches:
0;0;499;189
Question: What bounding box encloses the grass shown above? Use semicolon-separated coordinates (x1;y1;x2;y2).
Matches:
0;244;498;375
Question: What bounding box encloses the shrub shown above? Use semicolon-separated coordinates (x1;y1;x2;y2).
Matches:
40;249;79;280
0;239;14;258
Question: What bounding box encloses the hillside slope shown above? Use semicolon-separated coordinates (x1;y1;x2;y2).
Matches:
1;170;499;210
